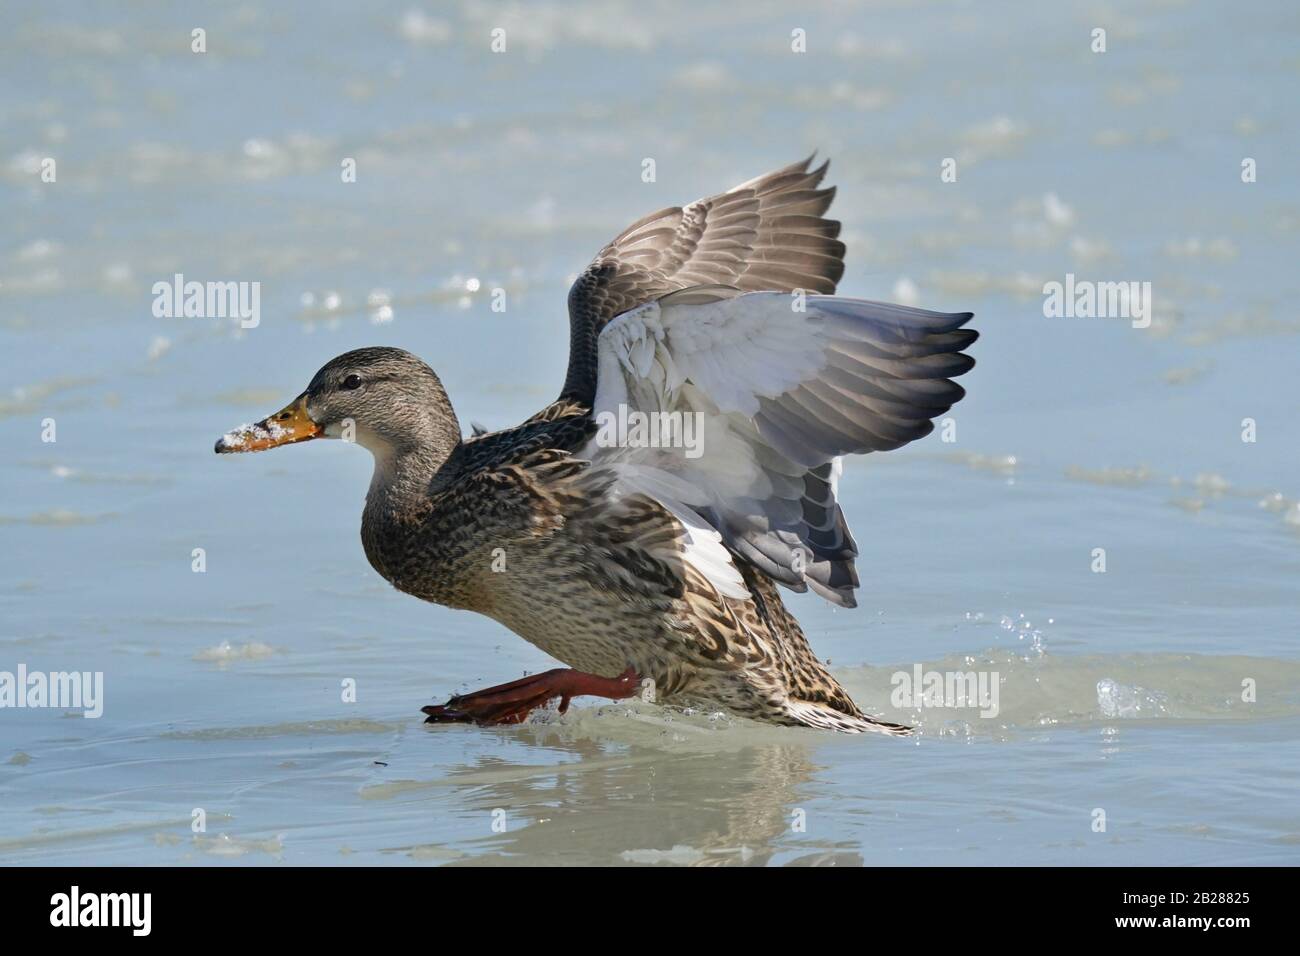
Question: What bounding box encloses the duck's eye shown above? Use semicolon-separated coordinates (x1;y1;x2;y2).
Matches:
339;374;362;391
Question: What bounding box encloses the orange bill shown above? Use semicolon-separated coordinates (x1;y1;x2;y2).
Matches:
214;393;322;454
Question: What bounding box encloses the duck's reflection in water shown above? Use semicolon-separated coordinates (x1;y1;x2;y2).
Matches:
376;707;867;866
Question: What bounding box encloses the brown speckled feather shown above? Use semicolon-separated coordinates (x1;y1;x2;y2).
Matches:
363;414;908;733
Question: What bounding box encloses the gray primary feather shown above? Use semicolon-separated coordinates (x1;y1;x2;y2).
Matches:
746;298;974;606
619;293;976;609
752;299;975;467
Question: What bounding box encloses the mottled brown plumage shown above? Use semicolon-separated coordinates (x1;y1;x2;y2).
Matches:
216;157;977;734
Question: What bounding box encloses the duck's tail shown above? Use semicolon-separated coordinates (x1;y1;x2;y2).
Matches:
784;699;913;736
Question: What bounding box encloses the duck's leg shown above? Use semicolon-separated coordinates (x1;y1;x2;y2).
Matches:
422;666;640;726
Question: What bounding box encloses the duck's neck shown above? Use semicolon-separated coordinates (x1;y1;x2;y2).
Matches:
362;413;463;522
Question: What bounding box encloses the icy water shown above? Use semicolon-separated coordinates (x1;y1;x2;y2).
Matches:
2;0;1299;866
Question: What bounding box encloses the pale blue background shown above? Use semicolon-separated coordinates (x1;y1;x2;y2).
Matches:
1;0;1297;865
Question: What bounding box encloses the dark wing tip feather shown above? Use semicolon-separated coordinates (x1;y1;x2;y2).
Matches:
732;294;978;601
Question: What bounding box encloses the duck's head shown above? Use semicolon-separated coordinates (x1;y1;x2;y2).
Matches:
214;346;460;459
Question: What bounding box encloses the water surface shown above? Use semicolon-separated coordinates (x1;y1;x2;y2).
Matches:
2;0;1298;865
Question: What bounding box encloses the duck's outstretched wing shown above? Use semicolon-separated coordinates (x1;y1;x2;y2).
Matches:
582;287;977;607
561;156;844;405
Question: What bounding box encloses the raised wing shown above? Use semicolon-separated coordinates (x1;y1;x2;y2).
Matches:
561;156;844;405
582;288;977;607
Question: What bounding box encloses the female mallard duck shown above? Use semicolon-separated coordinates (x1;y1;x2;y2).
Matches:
215;156;976;733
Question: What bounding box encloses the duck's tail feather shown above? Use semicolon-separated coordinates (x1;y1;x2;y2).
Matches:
784;700;913;736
